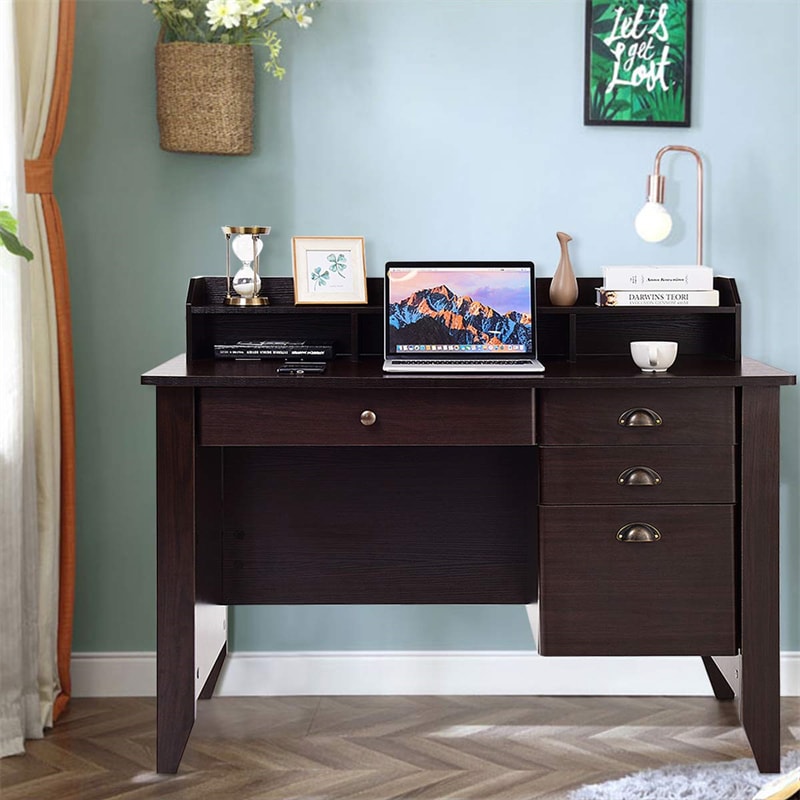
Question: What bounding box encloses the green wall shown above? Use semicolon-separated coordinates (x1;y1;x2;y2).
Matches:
57;0;800;653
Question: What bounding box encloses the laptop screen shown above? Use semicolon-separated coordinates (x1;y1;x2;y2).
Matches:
385;262;536;358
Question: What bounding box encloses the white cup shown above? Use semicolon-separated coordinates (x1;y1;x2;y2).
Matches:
630;341;678;373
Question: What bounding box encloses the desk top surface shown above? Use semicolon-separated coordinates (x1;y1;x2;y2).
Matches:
142;355;795;389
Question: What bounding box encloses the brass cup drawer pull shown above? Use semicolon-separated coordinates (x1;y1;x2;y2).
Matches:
616;523;661;542
360;410;377;426
617;466;662;486
618;407;663;427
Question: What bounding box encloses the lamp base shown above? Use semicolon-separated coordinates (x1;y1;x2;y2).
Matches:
224;296;269;306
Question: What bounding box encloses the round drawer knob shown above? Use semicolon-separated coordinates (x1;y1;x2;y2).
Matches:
360;410;377;426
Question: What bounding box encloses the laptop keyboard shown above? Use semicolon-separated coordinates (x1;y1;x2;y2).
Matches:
397;359;534;366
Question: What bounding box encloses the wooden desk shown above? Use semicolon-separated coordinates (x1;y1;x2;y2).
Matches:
142;277;795;774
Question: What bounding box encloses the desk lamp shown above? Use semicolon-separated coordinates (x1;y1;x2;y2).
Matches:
634;145;704;265
223;225;271;305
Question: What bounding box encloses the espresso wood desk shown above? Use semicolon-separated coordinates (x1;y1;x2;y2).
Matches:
142;277;795;774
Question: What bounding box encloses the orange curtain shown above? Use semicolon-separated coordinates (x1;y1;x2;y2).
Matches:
23;0;76;722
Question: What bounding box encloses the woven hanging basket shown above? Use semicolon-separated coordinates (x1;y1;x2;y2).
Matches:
155;41;255;155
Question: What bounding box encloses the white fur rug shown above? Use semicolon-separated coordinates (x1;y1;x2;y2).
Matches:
569;750;800;800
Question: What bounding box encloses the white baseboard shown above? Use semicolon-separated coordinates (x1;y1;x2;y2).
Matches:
72;652;156;697
71;650;800;698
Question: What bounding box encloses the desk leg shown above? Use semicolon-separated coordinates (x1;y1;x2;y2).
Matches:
195;447;227;700
701;655;736;701
199;642;227;699
156;387;196;774
740;386;781;773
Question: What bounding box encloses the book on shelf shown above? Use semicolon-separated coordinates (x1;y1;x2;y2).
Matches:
602;265;714;291
213;340;335;359
595;289;720;307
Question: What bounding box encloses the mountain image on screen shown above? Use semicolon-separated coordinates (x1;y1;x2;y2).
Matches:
389;284;532;348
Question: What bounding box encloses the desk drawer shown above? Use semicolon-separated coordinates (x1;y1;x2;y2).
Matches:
198;388;534;446
538;388;734;445
540;445;735;505
538;504;736;656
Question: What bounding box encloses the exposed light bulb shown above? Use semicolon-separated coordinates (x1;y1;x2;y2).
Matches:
634;201;673;243
231;234;263;264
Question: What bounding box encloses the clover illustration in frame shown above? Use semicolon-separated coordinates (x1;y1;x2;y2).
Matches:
292;236;368;304
584;0;692;127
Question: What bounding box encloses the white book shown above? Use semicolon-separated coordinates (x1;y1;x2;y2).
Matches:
596;288;720;307
602;265;714;291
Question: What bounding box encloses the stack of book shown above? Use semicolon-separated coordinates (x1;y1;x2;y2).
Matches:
596;266;719;307
213;340;335;359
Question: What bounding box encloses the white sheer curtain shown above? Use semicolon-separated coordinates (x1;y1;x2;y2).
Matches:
0;0;43;756
16;0;62;731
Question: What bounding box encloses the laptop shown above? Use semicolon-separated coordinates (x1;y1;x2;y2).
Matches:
382;261;545;373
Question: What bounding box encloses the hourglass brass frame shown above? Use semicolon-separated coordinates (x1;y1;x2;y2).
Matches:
222;225;271;306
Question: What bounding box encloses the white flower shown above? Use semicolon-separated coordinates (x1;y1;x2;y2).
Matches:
146;0;320;77
294;3;312;27
205;0;242;30
240;0;267;14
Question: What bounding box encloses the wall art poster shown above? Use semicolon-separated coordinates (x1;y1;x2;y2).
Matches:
584;0;692;127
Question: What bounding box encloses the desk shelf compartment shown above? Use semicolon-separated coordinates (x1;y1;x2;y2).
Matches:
536;277;741;362
186;276;384;360
186;275;741;364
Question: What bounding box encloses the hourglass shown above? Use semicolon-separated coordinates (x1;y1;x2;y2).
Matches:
222;226;271;306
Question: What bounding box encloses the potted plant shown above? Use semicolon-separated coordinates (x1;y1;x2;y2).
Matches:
145;0;322;155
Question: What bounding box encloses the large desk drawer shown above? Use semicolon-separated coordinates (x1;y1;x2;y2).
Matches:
540;445;735;505
538;504;736;656
538;388;735;445
198;388;534;446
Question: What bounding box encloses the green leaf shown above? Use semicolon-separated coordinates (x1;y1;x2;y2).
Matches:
0;227;34;261
0;210;18;234
591;3;612;23
591;19;616;34
591;34;616;61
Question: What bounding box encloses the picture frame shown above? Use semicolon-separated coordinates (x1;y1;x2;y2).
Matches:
292;236;368;305
584;0;692;127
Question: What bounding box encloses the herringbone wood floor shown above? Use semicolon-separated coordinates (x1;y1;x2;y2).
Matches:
1;696;798;799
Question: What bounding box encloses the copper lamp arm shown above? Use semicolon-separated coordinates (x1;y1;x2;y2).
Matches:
648;145;704;265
